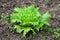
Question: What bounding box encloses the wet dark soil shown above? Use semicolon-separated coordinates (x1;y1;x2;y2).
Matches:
0;0;60;40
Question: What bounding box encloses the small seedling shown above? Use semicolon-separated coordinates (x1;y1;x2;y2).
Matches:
10;5;51;37
52;14;56;19
1;14;8;22
53;28;60;38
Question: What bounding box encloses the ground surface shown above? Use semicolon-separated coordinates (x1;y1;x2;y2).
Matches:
0;0;60;40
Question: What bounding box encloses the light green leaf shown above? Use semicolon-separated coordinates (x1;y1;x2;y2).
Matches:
41;12;51;21
14;25;23;33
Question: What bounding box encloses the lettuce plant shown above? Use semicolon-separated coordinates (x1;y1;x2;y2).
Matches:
10;5;51;37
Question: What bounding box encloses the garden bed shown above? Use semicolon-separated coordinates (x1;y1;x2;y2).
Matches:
0;0;60;40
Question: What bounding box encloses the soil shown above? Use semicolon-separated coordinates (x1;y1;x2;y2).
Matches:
0;0;60;40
